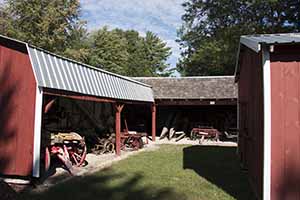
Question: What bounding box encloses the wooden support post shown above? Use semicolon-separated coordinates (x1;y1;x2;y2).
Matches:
115;103;124;156
151;104;156;142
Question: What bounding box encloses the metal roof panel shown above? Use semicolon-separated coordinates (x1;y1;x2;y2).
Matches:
26;45;154;102
240;33;300;52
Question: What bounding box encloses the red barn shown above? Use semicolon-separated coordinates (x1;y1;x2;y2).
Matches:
235;33;300;200
0;35;155;179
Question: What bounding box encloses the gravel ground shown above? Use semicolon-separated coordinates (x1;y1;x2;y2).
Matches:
28;140;159;193
156;137;237;147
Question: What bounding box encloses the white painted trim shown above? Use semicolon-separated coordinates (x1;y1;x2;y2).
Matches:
32;87;43;178
240;36;261;53
26;44;38;84
262;46;271;200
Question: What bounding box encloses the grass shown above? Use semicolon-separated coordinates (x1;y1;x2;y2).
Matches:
22;145;254;200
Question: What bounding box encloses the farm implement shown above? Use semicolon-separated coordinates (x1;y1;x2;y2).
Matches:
45;132;87;174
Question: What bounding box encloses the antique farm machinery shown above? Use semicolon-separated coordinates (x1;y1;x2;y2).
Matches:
45;132;87;174
90;132;145;154
91;134;116;154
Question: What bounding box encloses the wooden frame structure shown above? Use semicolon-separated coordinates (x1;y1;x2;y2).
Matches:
0;35;155;178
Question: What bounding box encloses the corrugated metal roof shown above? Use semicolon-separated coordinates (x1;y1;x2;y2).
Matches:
134;76;237;99
26;45;154;102
235;32;300;81
240;33;300;52
0;34;154;102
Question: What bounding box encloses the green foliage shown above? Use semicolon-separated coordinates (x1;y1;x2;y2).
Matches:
143;32;172;76
88;27;129;74
1;0;87;59
177;0;300;76
87;27;172;76
0;1;172;77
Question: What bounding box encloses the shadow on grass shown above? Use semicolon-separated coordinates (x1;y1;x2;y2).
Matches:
21;168;185;200
183;146;255;200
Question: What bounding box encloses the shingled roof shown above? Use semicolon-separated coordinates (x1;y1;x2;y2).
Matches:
134;76;237;100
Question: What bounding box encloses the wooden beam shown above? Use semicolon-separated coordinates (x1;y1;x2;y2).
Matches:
151;104;156;141
43;88;154;105
115;103;124;156
43;88;116;103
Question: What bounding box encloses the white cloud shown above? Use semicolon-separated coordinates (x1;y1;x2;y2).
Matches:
80;0;185;71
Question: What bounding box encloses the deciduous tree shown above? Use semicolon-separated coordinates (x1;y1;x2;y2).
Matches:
177;0;300;76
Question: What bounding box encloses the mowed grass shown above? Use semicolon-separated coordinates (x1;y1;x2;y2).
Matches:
22;145;254;200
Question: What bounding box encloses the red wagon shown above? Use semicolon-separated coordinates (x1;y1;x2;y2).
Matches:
190;127;220;143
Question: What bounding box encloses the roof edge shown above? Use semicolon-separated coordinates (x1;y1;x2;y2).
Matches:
133;75;235;79
0;34;151;89
240;36;261;53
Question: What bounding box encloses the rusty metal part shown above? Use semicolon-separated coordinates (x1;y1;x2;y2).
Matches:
44;98;56;114
120;133;145;150
190;128;220;142
91;135;116;155
49;132;87;174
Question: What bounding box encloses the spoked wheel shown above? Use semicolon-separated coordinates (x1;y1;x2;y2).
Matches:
129;137;143;150
104;141;115;153
69;141;87;167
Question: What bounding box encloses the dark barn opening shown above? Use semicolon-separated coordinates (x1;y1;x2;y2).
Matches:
156;105;237;134
134;76;238;137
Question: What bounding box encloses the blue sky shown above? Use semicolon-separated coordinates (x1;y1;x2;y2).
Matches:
80;0;185;75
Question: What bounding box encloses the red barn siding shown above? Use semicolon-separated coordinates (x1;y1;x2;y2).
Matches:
238;46;264;199
0;41;37;176
270;45;300;200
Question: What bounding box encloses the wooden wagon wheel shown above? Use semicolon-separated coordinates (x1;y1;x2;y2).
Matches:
131;137;144;150
69;141;87;167
105;141;115;153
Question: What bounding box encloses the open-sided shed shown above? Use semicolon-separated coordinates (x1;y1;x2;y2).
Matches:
235;33;300;200
135;76;237;135
0;35;155;178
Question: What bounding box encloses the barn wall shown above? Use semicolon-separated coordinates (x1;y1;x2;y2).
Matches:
43;96;115;136
0;42;37;176
238;46;264;199
270;45;300;200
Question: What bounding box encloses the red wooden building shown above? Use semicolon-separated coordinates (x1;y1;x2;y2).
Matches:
235;33;300;200
0;35;155;179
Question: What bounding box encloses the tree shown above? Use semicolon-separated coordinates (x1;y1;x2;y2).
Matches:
88;27;129;74
114;29;146;76
0;1;172;77
177;0;300;76
0;0;87;60
87;28;172;77
143;31;172;76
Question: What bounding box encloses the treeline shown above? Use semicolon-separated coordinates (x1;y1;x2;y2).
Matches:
0;0;172;77
177;0;300;76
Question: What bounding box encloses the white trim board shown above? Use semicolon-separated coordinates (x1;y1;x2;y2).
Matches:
262;46;271;200
32;86;43;177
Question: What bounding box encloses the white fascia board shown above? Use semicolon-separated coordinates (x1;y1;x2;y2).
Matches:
240;37;261;53
262;45;271;200
32;87;43;177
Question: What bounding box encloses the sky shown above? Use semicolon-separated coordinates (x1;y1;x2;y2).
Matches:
80;0;185;75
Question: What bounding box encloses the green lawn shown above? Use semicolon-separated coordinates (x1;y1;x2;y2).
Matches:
22;145;254;200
